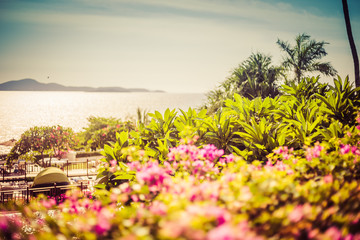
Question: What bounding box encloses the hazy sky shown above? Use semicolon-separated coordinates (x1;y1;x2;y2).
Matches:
0;0;359;93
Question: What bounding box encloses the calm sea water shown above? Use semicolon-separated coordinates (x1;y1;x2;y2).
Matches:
0;91;206;154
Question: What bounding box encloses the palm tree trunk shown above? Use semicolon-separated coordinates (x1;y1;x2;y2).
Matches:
342;0;360;88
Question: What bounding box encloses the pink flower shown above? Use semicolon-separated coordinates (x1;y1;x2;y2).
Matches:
136;161;170;193
149;201;168;216
351;146;360;155
222;154;235;163
109;159;117;167
324;174;333;183
306;144;324;161
94;209;112;236
324;227;342;240
289;205;304;223
0;216;8;231
207;224;236;240
340;144;351;155
41;198;56;209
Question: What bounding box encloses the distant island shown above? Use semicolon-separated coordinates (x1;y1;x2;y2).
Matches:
0;78;165;93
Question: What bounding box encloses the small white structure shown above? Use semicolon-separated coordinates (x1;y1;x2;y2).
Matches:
67;151;77;161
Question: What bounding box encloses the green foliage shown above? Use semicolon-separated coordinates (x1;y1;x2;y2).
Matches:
5;112;360;240
316;75;360;126
134;109;178;161
96;131;136;190
202;52;282;113
174;108;207;143
201;110;241;154
7;126;76;167
79;116;135;151
277;33;337;82
280;76;329;99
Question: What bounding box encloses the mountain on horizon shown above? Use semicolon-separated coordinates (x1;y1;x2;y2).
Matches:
0;78;164;93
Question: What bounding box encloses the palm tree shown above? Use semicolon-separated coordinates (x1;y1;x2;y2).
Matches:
342;0;360;88
277;33;337;83
234;52;282;99
201;52;282;113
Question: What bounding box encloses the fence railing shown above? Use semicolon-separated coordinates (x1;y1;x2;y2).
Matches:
0;182;89;204
1;159;98;182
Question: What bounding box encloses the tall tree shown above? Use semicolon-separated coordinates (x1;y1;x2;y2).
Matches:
202;52;282;114
277;33;337;83
233;52;282;99
342;0;360;88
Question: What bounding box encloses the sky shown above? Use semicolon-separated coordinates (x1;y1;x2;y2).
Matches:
0;0;359;93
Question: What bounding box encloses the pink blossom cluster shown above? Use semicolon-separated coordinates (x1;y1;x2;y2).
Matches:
207;221;264;240
265;160;294;175
198;144;224;162
168;144;224;163
0;215;23;240
136;161;171;193
306;144;324;161
273;146;294;160
166;144;228;179
340;144;360;155
168;144;200;162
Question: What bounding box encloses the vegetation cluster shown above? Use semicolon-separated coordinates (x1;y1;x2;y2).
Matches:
1;33;360;239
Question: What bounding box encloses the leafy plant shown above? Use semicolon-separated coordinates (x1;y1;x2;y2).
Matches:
135;109;178;160
96;131;136;190
201;109;241;154
79;116;135;151
280;76;329;99
174;107;207;144
236;117;283;162
316;75;360;126
7;126;76;167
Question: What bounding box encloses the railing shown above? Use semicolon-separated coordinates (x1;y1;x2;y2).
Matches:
0;182;89;204
1;159;98;182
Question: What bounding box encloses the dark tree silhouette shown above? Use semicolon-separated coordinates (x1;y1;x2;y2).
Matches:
342;0;360;88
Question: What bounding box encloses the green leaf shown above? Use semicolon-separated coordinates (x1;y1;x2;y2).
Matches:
93;184;106;189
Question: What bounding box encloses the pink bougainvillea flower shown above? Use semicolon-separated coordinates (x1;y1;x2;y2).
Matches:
289;205;304;223
149;200;168;216
93;208;113;236
41;198;56;209
0;216;8;231
207;223;236;240
109;159;117;167
323;174;333;184
340;144;351;155
324;227;342;240
136;161;171;193
306;144;324;161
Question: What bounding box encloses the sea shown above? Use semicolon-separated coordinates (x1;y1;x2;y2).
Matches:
0;91;206;154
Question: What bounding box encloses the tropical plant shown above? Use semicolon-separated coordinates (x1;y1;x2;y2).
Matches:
4;113;360;240
277;33;337;83
225;94;279;124
276;100;324;148
201;110;242;155
79;116;135;151
234;52;282;99
96;131;136;190
280;76;329;100
7;126;76;167
174;107;208;143
202;52;282;113
315;75;360;126
134;109;178;161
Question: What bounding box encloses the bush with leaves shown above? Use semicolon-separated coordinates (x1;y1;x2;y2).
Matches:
2;111;360;239
79;116;135;151
6;125;76;167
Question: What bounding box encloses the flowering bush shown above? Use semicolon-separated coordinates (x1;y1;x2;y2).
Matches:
2;114;360;240
6;125;76;167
